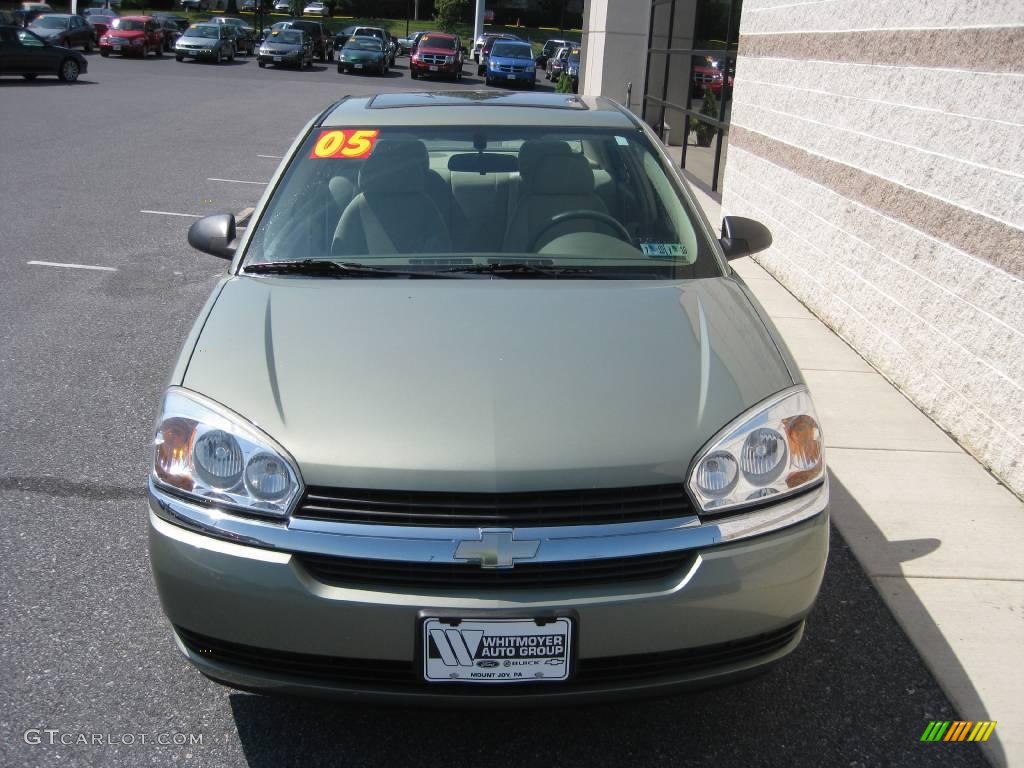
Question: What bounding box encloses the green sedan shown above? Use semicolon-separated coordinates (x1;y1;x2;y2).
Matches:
150;91;829;703
336;35;388;74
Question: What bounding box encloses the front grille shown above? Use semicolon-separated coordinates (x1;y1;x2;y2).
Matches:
497;64;528;73
294;483;694;527
420;53;449;65
176;622;801;691
297;549;695;590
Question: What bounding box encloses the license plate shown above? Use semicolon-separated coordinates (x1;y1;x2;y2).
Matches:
429;65;438;72
273;56;281;62
354;63;363;69
113;45;121;51
507;73;516;79
423;618;571;683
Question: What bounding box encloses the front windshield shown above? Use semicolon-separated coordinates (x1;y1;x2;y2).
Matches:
112;18;144;31
244;124;720;280
278;30;302;44
491;43;531;59
345;37;381;50
419;34;454;50
33;16;67;28
186;24;218;37
355;28;383;39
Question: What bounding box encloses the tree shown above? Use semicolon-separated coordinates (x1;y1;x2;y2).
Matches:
433;0;467;33
225;0;239;13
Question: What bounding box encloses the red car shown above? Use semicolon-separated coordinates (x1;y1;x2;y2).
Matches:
99;15;163;57
409;31;463;81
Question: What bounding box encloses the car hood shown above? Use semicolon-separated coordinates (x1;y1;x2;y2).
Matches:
181;35;218;44
183;277;793;491
342;47;381;57
419;45;455;55
109;29;143;38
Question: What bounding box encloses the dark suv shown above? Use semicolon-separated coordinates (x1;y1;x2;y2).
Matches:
275;19;332;61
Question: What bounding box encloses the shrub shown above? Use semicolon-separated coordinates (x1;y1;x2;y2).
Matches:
555;71;573;94
689;88;718;147
433;0;466;33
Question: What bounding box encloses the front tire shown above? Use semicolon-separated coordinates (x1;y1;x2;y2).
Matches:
58;57;80;82
85;38;93;52
101;50;110;57
23;73;38;80
176;54;184;61
155;45;162;57
216;49;223;64
259;60;266;67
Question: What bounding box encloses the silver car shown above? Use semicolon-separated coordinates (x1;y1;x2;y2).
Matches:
174;22;235;63
149;92;829;703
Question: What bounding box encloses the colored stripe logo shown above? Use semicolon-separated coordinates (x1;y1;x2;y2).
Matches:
921;721;997;742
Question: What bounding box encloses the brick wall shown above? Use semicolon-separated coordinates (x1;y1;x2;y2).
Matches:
721;0;1024;495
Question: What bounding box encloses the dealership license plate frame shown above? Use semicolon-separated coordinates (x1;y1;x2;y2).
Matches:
421;616;573;684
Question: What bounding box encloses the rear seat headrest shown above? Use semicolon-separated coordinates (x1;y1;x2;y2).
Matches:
518;140;573;184
531;152;595;195
359;140;429;194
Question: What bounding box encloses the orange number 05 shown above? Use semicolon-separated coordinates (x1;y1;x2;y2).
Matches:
310;129;380;160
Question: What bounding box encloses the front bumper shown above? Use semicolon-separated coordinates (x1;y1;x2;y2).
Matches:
149;481;829;703
177;47;220;59
411;60;458;76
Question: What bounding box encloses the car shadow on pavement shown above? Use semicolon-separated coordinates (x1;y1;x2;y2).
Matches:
0;78;96;86
225;475;991;768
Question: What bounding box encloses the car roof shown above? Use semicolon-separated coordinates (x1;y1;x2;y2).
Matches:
321;92;636;130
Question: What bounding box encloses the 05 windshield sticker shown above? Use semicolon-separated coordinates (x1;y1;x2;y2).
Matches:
310;129;380;160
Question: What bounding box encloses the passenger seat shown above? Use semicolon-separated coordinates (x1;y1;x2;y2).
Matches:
333;141;452;255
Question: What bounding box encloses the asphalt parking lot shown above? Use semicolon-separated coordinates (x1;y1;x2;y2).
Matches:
0;52;990;767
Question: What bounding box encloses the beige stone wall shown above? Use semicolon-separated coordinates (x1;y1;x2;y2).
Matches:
721;0;1024;494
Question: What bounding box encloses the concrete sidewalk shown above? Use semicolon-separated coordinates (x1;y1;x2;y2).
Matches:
693;188;1024;767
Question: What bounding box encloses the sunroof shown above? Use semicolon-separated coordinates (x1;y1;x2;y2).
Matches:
367;92;590;110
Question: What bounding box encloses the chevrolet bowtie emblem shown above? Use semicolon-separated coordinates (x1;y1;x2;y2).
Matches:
453;530;541;569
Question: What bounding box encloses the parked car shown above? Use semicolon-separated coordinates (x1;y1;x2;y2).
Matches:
257;27;311;68
18;2;53;26
335;25;394;66
302;1;327;16
564;46;581;92
174;21;236;63
409;30;462;81
0;23;87;80
691;57;730;97
210;16;255;55
271;19;330;61
83;7;118;39
473;32;519;65
155;91;828;703
99;15;163;57
272;0;289;12
535;37;576;68
28;14;94;51
545;45;569;81
476;33;521;76
179;0;208;10
396;29;426;55
335;34;386;75
151;16;184;51
482;39;534;89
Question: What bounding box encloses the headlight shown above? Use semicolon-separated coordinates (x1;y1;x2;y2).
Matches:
152;387;302;518
688;387;824;514
444;55;453;63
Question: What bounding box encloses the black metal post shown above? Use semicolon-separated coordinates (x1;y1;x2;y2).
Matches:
406;0;410;37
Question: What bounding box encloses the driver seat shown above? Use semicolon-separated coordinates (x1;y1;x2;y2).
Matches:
502;141;614;253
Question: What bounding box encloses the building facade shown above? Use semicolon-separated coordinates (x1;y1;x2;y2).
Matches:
581;0;1024;496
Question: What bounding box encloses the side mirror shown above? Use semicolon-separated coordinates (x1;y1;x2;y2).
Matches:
188;213;237;259
720;215;772;260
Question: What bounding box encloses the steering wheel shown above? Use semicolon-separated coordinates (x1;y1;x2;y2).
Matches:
528;210;633;252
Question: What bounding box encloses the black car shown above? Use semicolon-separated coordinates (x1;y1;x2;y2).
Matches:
211;16;256;56
280;19;331;61
0;24;88;81
28;13;94;51
151;16;184;51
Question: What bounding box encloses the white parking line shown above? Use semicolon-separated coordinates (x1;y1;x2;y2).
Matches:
207;177;267;185
257;154;284;159
28;260;117;272
140;209;202;218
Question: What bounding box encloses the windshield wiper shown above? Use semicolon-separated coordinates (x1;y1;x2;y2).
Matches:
243;259;451;278
439;263;596;278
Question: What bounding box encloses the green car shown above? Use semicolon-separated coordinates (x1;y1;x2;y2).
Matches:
149;91;829;702
335;34;387;74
